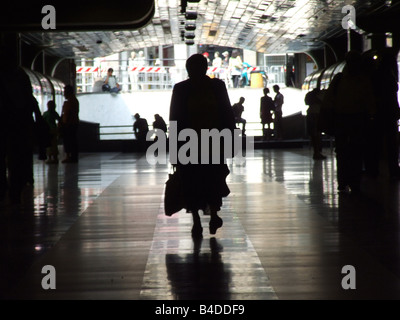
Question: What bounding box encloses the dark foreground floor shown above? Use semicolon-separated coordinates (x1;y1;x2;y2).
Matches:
1;147;400;301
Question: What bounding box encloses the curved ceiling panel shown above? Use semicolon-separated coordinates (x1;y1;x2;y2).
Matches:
14;0;398;59
1;0;155;31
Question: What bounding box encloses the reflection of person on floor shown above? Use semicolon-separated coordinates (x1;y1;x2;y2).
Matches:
169;53;236;238
165;238;231;300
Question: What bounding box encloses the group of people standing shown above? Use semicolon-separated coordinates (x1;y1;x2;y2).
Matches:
231;84;284;139
41;85;80;165
204;49;247;89
0;53;80;205
101;49;255;93
260;85;284;140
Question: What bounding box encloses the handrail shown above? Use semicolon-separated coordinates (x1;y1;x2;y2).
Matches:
98;122;271;140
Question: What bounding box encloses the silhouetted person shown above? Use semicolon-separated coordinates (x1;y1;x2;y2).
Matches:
359;51;380;177
133;113;149;151
60;85;80;163
152;113;167;133
0;46;42;203
273;84;284;139
373;48;400;179
43;100;61;164
324;50;376;194
169;53;236;238
260;88;275;140
232;97;246;135
305;88;326;160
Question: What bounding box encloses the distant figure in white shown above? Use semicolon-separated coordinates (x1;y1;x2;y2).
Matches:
221;51;232;88
129;51;146;90
212;52;222;79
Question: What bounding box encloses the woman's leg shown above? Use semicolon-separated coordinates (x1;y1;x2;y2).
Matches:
191;210;203;238
209;207;223;235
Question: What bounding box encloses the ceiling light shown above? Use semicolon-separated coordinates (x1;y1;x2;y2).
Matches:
185;11;198;20
185;32;195;39
185;23;196;31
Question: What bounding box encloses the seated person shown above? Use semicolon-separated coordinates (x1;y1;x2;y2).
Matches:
102;68;121;93
133;113;149;142
153;114;167;133
232;97;246;135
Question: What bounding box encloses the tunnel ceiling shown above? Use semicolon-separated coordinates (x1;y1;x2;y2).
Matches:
17;0;397;59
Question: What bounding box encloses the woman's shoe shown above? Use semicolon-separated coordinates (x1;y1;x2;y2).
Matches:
209;216;223;235
191;224;203;238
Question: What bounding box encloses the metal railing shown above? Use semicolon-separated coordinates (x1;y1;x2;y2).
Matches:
99;122;269;140
77;63;286;93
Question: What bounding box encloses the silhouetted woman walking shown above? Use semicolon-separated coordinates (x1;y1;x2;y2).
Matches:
169;54;236;238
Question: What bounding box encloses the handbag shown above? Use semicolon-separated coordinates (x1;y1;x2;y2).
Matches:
164;166;185;216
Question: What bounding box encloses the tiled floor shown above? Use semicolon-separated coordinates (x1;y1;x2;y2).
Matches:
2;147;400;300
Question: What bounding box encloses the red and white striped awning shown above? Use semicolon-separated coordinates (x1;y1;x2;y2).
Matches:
76;66;167;73
76;67;99;73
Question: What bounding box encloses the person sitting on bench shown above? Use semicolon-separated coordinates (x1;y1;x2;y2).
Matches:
232;97;246;135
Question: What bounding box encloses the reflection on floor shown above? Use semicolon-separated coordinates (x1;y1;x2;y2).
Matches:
1;148;400;300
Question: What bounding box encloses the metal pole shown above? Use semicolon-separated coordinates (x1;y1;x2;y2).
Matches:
347;28;351;52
